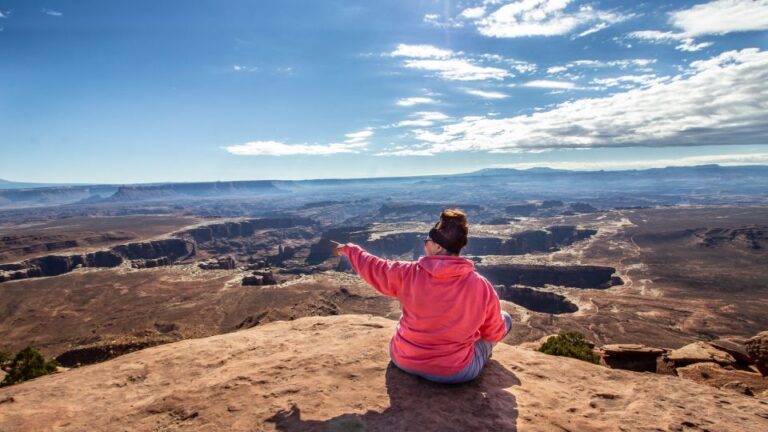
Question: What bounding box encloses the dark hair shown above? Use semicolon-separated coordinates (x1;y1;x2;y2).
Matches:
429;208;468;255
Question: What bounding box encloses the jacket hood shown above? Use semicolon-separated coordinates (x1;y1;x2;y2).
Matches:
417;255;475;278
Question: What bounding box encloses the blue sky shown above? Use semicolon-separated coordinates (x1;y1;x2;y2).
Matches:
1;0;767;183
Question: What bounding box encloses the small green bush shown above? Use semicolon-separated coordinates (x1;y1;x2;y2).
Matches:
538;332;599;364
0;347;59;387
0;350;10;367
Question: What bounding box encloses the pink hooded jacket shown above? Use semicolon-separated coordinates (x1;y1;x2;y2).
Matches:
341;243;508;376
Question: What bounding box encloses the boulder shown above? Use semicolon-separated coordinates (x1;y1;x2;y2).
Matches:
708;337;753;366
745;331;768;376
600;344;666;373
242;271;276;286
668;342;736;367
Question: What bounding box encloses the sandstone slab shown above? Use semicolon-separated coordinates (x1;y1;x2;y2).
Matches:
0;315;766;431
668;341;737;366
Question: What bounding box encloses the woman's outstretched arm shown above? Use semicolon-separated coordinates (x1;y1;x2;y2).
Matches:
331;241;410;298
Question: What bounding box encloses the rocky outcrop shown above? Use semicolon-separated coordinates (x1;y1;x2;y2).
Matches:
0;239;194;284
480;263;621;289
600;344;666;373
694;225;767;250
0;250;125;282
111;239;195;261
55;337;176;368
177;217;314;244
668;342;737;367
746;331;768;376
131;257;170;269
495;286;578;314
242;270;277;286
1;315;766;431
198;256;237;270
710;337;754;365
676;362;768;397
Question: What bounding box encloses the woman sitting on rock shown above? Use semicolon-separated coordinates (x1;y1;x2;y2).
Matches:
332;208;512;384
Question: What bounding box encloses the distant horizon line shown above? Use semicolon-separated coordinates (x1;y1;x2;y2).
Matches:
3;163;768;187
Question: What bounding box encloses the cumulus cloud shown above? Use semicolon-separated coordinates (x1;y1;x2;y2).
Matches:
464;89;509;99
460;7;486;19
473;0;632;38
492;152;768;171
628;1;768;52
396;97;438;107
225;140;366;156
670;0;768;37
379;49;768;155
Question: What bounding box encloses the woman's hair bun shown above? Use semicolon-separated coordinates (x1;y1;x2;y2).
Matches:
434;208;468;253
440;208;468;228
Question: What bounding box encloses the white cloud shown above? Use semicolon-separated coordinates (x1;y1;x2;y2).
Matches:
394;111;451;127
628;31;713;52
390;44;453;59
344;129;374;144
576;22;609;38
670;0;768;37
547;66;568;74
0;10;8;19
396;97;438;107
479;54;537;74
233;65;258;72
225;140;366;156
460;7;487;19
523;80;577;89
464;89;509;99
676;39;714;52
403;58;512;81
387;44;521;81
547;58;656;76
492;152;768;171
381;49;768;155
42;8;63;17
591;74;667;89
628;1;768;53
375;148;437;157
424;13;464;28
475;0;632;38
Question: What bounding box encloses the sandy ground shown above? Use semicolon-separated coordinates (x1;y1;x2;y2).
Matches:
1;314;766;432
